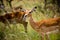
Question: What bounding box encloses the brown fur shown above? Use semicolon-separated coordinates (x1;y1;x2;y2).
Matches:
29;14;60;40
0;10;28;33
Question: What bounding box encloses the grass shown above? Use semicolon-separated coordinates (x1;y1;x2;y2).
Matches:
0;0;60;40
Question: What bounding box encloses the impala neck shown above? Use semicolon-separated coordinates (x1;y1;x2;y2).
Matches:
29;15;39;30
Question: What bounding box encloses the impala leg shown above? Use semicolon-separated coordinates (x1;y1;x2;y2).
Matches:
23;22;28;33
45;34;50;40
41;33;45;40
58;24;60;32
41;35;45;40
4;18;11;29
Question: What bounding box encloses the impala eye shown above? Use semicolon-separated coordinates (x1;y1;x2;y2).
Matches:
29;12;32;13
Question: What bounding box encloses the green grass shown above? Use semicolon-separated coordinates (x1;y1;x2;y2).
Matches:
0;0;60;40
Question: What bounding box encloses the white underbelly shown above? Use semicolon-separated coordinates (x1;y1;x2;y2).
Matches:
46;29;59;34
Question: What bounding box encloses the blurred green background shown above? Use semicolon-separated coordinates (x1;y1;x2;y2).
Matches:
0;0;60;40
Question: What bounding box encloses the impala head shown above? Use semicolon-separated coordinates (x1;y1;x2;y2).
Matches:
13;5;26;12
22;6;37;21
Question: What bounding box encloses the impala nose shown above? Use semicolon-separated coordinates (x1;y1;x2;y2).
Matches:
22;14;27;21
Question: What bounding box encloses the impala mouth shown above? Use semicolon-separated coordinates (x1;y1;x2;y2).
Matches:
22;14;27;21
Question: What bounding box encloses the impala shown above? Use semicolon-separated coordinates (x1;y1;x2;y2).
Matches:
0;6;37;33
25;11;60;40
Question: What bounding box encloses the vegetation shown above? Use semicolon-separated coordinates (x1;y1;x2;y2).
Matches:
0;0;60;40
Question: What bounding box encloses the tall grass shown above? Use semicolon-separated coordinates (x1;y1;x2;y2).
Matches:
0;0;60;40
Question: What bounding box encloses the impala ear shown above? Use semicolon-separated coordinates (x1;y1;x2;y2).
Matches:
19;5;26;12
29;6;37;14
20;8;26;12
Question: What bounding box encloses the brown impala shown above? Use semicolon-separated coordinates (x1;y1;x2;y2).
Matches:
0;6;37;33
25;10;60;40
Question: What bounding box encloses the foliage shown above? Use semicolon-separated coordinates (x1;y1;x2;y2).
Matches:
0;0;60;40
